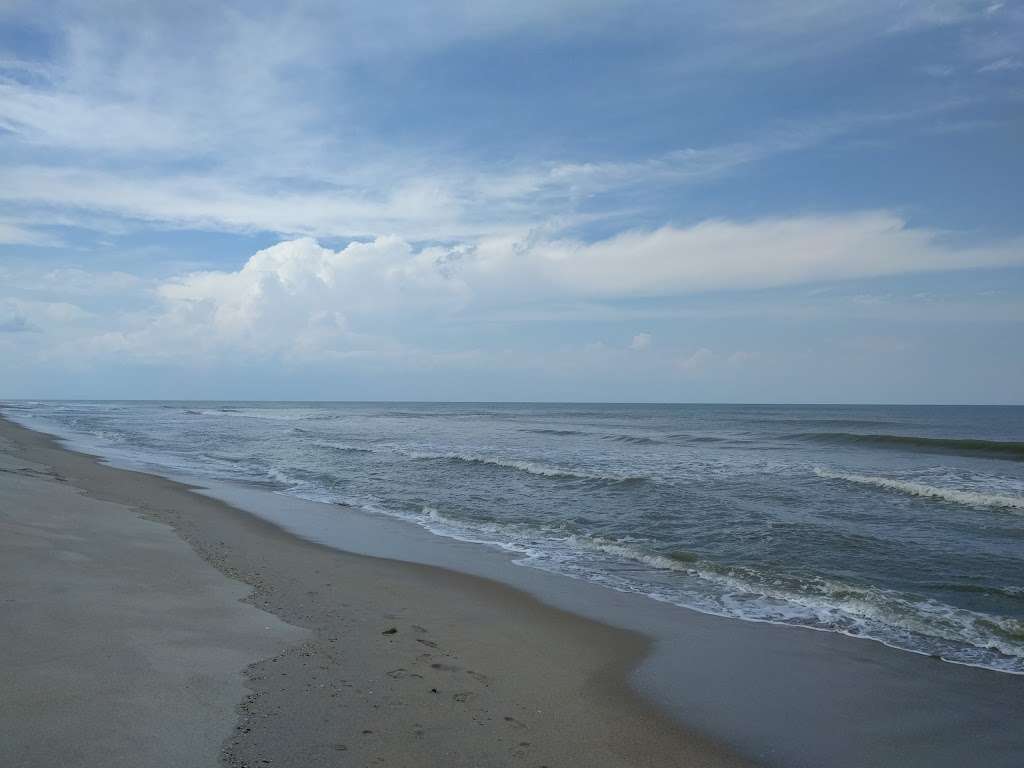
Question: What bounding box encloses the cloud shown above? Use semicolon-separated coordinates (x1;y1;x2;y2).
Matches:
0;220;62;246
0;1;1010;247
526;212;1024;296
676;347;715;374
630;333;653;350
0;265;145;296
978;57;1024;73
0;298;90;335
0;103;966;243
918;64;956;77
106;236;468;360
76;211;1020;362
0;83;190;153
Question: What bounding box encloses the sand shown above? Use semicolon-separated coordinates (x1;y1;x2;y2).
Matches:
0;415;753;768
0;426;306;767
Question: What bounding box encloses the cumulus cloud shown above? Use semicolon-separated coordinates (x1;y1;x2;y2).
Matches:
87;211;1019;362
104;236;468;359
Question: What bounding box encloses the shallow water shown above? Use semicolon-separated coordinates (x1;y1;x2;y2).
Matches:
5;400;1023;674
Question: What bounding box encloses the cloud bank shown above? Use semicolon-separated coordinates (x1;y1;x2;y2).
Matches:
78;211;1015;361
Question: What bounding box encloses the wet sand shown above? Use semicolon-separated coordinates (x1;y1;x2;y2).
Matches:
0;414;751;767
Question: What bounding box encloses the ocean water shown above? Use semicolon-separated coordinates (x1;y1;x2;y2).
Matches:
5;400;1023;674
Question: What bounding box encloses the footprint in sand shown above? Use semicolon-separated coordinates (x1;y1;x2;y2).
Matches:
386;668;423;680
509;741;532;759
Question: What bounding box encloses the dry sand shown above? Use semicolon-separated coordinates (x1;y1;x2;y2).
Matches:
0;415;753;768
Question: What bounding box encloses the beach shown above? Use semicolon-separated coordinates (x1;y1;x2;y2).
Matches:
0;414;751;768
4;406;1024;767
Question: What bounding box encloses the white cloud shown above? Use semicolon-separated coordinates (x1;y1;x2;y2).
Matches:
676;347;715;374
918;64;956;77
0;265;145;297
0;298;92;330
0;83;190;152
0;221;62;246
108;236;469;360
630;333;653;350
0;104;929;243
526;212;1024;296
70;211;1019;362
978;57;1024;73
0;2;1007;246
0;167;471;241
0;100;968;245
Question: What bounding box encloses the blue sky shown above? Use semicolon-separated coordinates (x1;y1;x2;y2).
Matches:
1;1;1022;403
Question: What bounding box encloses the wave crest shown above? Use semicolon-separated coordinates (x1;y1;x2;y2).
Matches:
405;450;645;483
814;467;1024;510
380;509;1024;673
315;441;375;454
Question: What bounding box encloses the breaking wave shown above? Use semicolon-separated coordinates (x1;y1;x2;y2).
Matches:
315;441;375;454
404;450;645;483
366;503;1024;674
814;467;1024;510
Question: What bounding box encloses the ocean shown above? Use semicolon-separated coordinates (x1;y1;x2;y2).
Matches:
4;400;1023;675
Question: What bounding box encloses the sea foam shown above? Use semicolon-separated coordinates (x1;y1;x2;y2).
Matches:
814;467;1024;510
404;450;644;483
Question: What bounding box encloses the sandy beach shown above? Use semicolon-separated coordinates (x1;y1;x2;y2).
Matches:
0;415;752;767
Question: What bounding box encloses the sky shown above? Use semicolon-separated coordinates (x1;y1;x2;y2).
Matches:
0;1;1022;403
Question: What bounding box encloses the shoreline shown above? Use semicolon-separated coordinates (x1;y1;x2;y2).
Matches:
5;410;1024;767
0;414;750;767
